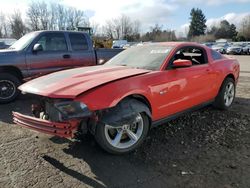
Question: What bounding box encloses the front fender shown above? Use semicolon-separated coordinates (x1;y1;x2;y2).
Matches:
74;78;152;111
75;88;151;111
100;98;151;127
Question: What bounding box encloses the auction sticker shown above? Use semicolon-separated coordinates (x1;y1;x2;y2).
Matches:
150;49;170;54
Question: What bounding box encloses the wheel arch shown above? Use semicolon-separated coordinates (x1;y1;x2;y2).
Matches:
88;94;153;135
123;94;152;114
0;66;23;81
216;73;236;96
224;73;235;82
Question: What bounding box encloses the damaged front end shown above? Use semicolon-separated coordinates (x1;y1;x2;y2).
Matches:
13;97;93;138
13;96;151;139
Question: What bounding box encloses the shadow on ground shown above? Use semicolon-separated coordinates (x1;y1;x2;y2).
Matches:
0;94;34;124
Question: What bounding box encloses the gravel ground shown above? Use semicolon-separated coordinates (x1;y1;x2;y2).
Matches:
0;56;250;188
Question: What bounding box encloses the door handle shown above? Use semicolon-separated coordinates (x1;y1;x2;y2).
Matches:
63;54;71;59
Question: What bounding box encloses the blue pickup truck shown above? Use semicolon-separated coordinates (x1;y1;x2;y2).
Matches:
0;31;123;103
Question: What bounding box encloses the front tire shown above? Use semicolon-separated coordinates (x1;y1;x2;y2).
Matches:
0;73;21;104
213;77;235;110
95;112;150;154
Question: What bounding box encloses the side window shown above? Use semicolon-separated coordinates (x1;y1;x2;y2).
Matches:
36;33;67;52
211;49;222;60
69;33;88;51
172;47;207;66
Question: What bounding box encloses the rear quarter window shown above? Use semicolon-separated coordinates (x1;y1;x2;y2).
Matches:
69;33;88;51
211;49;223;60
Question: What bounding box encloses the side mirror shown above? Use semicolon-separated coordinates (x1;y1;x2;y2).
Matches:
33;44;43;52
172;59;192;68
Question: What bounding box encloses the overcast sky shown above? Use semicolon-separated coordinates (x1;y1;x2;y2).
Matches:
0;0;250;36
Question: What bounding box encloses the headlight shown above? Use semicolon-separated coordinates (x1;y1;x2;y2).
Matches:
54;101;92;120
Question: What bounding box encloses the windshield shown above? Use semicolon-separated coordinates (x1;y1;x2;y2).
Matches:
105;45;173;70
9;32;38;50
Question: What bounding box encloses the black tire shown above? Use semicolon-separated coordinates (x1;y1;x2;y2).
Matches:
0;73;21;104
213;77;235;110
95;111;150;155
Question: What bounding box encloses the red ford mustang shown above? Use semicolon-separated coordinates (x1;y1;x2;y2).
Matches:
13;42;240;154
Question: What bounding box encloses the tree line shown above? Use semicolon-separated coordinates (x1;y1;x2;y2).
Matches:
188;8;250;42
1;1;248;42
0;1;89;39
0;1;176;42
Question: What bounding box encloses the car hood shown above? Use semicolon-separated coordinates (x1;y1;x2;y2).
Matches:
0;48;18;55
19;65;151;98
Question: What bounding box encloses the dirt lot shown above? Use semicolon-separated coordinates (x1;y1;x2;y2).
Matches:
0;55;250;188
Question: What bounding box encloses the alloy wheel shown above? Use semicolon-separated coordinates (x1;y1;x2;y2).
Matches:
224;82;235;107
104;113;144;149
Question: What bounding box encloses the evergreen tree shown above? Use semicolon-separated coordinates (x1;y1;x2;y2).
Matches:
214;20;238;39
229;24;238;38
188;8;207;38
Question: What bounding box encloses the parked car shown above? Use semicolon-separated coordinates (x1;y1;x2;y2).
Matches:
226;45;244;55
13;42;240;154
0;38;16;49
202;42;214;48
242;45;250;55
112;40;128;48
211;43;229;54
0;31;123;103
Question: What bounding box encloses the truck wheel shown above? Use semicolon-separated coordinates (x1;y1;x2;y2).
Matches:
213;77;235;110
95;111;150;154
0;73;21;104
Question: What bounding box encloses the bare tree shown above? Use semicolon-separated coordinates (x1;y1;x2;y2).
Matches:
9;11;27;39
0;12;4;38
65;8;88;30
0;12;10;37
113;18;121;39
48;3;57;30
27;1;40;30
102;15;141;41
120;15;132;39
27;1;49;30
239;15;250;40
57;4;67;30
27;1;89;31
37;1;49;30
90;21;99;36
103;20;114;39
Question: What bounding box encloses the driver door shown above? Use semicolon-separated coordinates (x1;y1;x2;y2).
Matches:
154;46;215;120
26;33;71;77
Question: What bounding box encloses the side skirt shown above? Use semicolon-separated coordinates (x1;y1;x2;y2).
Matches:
151;100;214;128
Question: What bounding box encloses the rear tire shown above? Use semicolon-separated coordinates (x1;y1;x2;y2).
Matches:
0;73;21;104
95;111;150;155
213;77;235;110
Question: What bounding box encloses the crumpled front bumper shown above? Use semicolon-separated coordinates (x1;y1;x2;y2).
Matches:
13;112;80;138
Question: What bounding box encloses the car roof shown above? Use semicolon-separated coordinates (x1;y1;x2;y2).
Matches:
32;30;87;34
144;42;207;49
